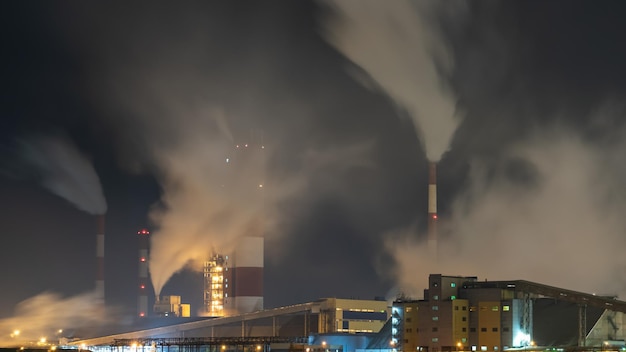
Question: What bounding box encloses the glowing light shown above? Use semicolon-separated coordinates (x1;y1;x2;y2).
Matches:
256;345;262;351
140;257;146;262
140;312;145;317
140;285;145;289
40;337;46;344
258;184;263;188
433;214;438;219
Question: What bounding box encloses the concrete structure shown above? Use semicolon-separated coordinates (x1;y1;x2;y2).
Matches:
318;298;389;334
154;295;191;318
137;228;150;318
427;162;438;259
225;236;264;315
393;274;626;352
95;214;105;302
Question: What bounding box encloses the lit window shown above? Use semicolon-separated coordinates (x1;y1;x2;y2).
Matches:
492;306;499;311
503;306;510;311
494;347;499;351
462;338;467;343
471;346;477;351
481;347;487;351
451;283;456;288
432;306;439;311
433;295;439;300
432;316;439;321
406;307;412;313
432;338;439;343
451;295;456;300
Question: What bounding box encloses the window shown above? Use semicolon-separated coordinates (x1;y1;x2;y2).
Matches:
492;328;498;332
406;307;413;313
432;306;439;311
404;340;408;344
451;282;457;288
455;306;459;311
494;347;499;351
481;328;487;332
432;316;439;321
432;327;438;332
462;306;467;311
406;318;412;323
462;317;467;322
451;295;457;300
480;306;487;311
471;346;477;352
462;328;467;332
503;327;510;332
462;338;467;343
481;347;487;351
503;305;510;311
470;328;476;332
406;328;412;333
470;306;476;312
492;306;499;311
433;295;439;301
432;338;439;343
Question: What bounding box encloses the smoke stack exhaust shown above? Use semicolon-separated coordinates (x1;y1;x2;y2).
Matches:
427;162;438;259
96;214;105;302
138;228;150;318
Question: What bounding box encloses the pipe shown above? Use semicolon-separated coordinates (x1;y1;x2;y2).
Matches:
427;162;438;259
96;214;105;302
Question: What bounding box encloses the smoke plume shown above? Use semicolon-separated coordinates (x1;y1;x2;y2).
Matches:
0;290;117;347
20;135;107;215
320;0;465;161
388;125;626;298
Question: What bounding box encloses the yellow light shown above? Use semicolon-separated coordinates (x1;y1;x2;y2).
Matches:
13;330;20;336
222;345;226;350
51;346;57;351
40;337;47;343
256;345;262;350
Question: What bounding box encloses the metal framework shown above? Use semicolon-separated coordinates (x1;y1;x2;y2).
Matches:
204;255;227;316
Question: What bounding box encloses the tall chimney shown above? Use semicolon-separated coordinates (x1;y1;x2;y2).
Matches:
96;214;105;302
427;162;438;259
137;228;150;318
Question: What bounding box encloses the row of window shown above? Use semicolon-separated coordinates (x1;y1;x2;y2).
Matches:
404;327;511;333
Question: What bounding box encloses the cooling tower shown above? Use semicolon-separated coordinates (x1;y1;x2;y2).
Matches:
137;228;150;318
224;236;264;314
96;214;105;302
427;162;438;259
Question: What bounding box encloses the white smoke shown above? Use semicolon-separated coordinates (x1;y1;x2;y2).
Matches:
320;0;465;161
0;290;118;347
20;135;107;215
387;126;626;299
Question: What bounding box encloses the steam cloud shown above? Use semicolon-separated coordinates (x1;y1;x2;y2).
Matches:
0;290;117;347
388;126;626;298
321;0;465;161
20;135;107;215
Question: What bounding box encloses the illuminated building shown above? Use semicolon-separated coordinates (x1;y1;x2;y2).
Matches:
318;298;389;334
204;254;228;316
153;295;191;317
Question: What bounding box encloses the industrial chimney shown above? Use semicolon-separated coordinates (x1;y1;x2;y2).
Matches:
96;214;105;302
427;162;438;259
137;228;150;318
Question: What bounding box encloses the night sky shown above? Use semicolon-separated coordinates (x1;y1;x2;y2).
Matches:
3;0;626;341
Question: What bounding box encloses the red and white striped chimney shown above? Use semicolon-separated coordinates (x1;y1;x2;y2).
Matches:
137;228;150;318
427;162;438;259
96;214;105;302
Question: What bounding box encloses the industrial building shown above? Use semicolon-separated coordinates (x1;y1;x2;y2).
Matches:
392;274;626;352
61;273;626;352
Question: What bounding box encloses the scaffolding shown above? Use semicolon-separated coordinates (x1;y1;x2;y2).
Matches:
204;254;228;316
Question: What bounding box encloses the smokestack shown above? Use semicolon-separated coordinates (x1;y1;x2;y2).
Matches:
427;162;438;259
96;214;105;302
138;228;150;318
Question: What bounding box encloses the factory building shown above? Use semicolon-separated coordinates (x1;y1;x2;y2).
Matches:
319;298;389;334
153;295;191;318
393;274;626;352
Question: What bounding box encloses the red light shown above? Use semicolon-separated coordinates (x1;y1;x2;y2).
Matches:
140;257;146;262
433;214;438;219
140;285;145;289
139;312;145;317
